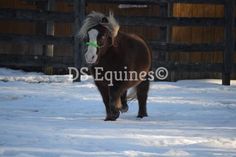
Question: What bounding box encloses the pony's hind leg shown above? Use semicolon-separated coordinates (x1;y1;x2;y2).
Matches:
136;79;150;118
120;90;128;113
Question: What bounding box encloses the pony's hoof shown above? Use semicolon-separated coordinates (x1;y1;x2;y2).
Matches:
137;113;148;118
120;105;129;113
104;112;120;121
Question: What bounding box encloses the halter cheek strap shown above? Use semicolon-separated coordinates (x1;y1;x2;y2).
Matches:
85;41;101;48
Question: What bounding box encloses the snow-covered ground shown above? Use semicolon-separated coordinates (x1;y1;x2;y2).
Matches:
0;68;236;157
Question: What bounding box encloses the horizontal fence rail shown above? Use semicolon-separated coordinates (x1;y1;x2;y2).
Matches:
87;0;226;4
0;54;73;68
155;62;236;73
0;8;74;23
118;16;226;27
1;54;235;73
0;33;73;45
22;0;228;5
1;33;235;52
149;42;226;52
0;8;232;27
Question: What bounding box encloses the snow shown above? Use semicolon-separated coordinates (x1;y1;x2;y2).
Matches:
0;68;236;157
0;68;73;83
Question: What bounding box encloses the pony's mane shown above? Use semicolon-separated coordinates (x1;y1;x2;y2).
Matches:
78;11;120;41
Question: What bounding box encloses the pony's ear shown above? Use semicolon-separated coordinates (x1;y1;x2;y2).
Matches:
101;17;109;24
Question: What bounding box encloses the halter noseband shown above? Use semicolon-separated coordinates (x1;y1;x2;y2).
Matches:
85;41;101;48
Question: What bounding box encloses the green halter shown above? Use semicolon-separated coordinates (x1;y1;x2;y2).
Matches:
85;41;100;48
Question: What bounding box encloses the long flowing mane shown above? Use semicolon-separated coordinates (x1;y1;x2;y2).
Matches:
78;11;120;40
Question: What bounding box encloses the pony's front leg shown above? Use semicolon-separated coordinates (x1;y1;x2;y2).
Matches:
94;81;111;120
105;86;123;121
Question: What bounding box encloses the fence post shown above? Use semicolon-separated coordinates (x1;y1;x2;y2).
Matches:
43;0;55;75
167;2;174;81
156;2;173;81
159;3;168;44
74;0;86;82
223;0;235;85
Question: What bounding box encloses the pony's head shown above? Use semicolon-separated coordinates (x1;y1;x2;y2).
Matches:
78;11;120;64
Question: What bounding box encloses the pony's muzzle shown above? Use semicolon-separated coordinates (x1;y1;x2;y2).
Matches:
84;51;98;64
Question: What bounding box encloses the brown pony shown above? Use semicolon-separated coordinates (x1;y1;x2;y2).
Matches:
78;12;152;121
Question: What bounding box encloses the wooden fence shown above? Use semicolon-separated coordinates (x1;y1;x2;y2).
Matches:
0;0;235;85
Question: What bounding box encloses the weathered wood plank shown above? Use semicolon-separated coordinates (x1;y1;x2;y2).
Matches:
0;54;73;68
154;62;236;73
223;0;235;85
23;0;226;5
1;54;235;73
155;62;220;72
0;33;73;45
0;8;74;23
87;0;226;4
0;34;231;52
150;42;225;52
0;9;228;26
118;16;225;26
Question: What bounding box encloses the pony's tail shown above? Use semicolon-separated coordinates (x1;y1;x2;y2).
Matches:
127;87;137;101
